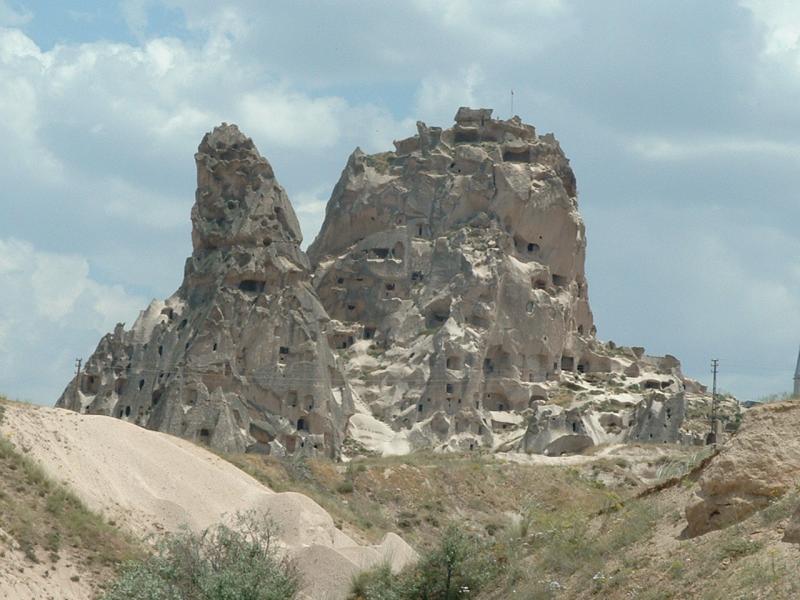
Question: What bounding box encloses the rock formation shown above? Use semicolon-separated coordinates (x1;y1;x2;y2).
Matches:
685;400;800;537
57;124;354;457
57;109;727;458
309;107;718;455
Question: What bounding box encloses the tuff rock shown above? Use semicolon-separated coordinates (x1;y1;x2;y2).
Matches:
57;124;354;457
58;109;729;458
685;401;800;538
308;108;720;455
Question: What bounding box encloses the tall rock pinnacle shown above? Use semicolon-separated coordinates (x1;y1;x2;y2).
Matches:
57;124;354;457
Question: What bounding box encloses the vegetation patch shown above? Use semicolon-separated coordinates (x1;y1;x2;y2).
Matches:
0;396;142;594
103;512;299;600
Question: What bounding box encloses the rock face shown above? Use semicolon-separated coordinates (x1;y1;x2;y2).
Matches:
57;124;354;457
685;401;800;537
57;110;725;458
308;108;715;455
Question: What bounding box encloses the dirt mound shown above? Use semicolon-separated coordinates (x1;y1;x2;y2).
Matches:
0;403;415;599
685;401;800;537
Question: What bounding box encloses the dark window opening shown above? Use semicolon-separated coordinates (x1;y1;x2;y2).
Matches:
297;418;308;431
337;277;344;284
446;383;454;394
552;274;567;287
124;405;131;417
199;428;210;443
212;342;218;352
502;149;531;162
347;304;356;311
577;363;586;374
178;319;188;330
561;356;575;371
152;389;162;405
158;345;163;356
385;282;395;291
138;379;145;390
238;280;266;294
527;242;540;252
418;404;423;412
411;271;424;281
446;356;461;369
279;346;289;355
454;129;479;143
363;327;375;340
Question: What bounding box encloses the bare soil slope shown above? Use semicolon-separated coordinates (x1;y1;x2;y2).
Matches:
0;402;415;599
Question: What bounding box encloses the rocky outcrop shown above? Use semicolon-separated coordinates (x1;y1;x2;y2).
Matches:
57;110;727;459
685;401;800;537
308;108;717;455
57;124;354;457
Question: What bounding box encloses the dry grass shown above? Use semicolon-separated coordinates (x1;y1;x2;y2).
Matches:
0;395;142;593
226;443;800;600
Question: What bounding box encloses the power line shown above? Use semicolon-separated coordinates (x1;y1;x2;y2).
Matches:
708;358;719;445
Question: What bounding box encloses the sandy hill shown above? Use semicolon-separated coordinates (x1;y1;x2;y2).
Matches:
0;401;415;600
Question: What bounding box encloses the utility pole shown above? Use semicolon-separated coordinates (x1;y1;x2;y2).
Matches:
74;358;82;383
708;359;719;445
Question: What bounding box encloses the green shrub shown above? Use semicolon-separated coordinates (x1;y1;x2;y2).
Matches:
350;563;401;600
103;511;300;600
350;524;498;600
716;535;763;561
337;480;355;494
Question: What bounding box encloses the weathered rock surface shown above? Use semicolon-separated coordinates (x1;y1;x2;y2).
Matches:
685;401;800;537
57;124;354;457
57;110;729;458
783;507;800;544
308;108;719;455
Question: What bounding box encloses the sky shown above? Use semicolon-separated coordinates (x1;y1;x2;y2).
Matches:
1;0;799;404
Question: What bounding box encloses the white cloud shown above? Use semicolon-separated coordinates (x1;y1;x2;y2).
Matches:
0;238;145;402
740;0;800;56
293;187;330;216
238;90;346;149
0;1;31;27
416;65;486;123
627;134;800;161
94;177;189;231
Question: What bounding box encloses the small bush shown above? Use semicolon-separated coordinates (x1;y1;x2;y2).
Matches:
716;535;763;561
337;480;355;494
103;511;300;600
350;524;498;600
350;563;400;600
